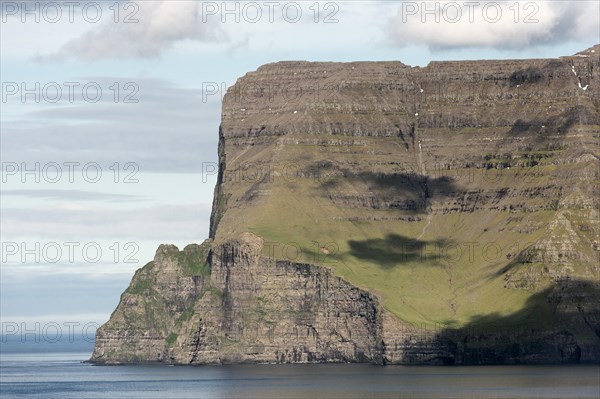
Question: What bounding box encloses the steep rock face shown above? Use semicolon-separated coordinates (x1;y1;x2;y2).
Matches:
92;234;384;364
207;233;383;364
92;46;600;364
92;243;211;363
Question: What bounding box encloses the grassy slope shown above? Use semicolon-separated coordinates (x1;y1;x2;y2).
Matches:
213;128;598;330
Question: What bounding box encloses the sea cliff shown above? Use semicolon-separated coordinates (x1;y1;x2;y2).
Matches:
92;46;600;365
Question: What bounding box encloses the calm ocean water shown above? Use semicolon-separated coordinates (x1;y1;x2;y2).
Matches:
1;341;599;399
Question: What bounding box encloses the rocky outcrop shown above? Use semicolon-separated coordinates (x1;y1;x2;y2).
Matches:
92;236;600;365
92;46;600;365
92;234;384;364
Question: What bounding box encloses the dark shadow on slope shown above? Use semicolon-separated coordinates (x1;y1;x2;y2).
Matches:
347;233;451;268
489;106;590;160
509;107;582;139
508;60;566;88
309;162;463;213
359;172;459;199
420;279;600;365
508;67;543;86
490;244;539;279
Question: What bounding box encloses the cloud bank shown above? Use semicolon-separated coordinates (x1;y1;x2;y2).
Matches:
386;1;599;50
47;1;225;60
1;77;221;173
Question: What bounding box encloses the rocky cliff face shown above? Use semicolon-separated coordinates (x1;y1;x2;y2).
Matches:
92;46;600;365
92;235;384;364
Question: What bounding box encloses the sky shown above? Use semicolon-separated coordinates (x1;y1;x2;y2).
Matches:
0;0;598;340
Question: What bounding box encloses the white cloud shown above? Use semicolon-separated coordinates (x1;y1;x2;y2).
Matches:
2;189;147;203
44;1;226;60
0;313;108;326
386;1;599;50
1;77;222;173
0;272;132;328
1;204;211;240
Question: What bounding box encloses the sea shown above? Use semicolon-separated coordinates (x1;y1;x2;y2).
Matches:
1;338;599;399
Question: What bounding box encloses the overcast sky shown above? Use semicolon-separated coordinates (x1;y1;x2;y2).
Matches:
1;0;598;338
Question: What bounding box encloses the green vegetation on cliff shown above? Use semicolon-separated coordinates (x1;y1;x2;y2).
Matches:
211;53;599;333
